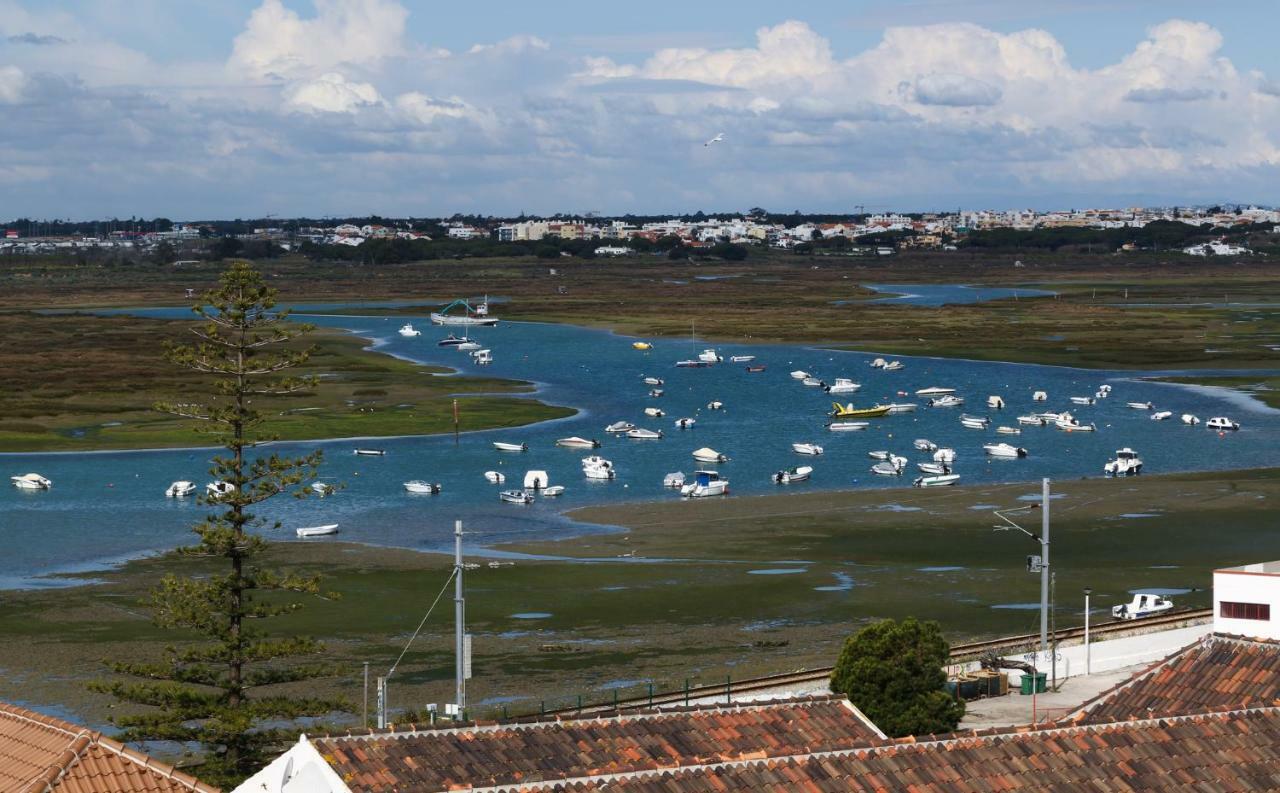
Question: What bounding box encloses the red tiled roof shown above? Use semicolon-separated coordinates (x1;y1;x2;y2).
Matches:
1074;634;1280;724
549;707;1280;792
313;696;881;792
0;702;218;793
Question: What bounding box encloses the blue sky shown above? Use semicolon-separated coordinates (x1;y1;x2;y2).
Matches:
2;0;1278;218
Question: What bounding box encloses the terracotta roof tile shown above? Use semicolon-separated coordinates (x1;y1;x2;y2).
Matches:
0;702;218;793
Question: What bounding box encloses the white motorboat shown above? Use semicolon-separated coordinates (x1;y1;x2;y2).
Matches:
500;489;534;504
828;421;869;431
484;471;506;484
1098;384;1113;395
871;460;904;476
984;443;1028;458
917;462;950;475
792;442;824;456
870;358;886;368
882;361;904;371
493;442;528;452
729;355;755;363
929;395;964;408
455;341;482;352
430;298;499;326
583;462;617;480
557;436;601;449
1104;448;1143;477
1150;411;1173;421
1017;414;1046;426
697;348;722;364
885;403;918;414
1181;414;1201;426
312;482;335;497
802;377;823;387
472;349;493;365
824;378;861;394
913;439;937;452
675;359;710;368
868;450;890;460
1094;390;1107;400
398;323;421;338
674;417;696;429
960;415;989;429
1070;396;1095;406
604;421;635;433
648;389;664;398
1207;416;1240;431
692;447;728;463
404;480;442;494
1032;391;1048;402
916;387;956;397
296;524;339;538
663;472;686;488
353;448;386;456
206;481;236;498
644;407;665;418
1056;418;1096;432
772;465;813;484
914;474;959;487
933;448;956;463
437;333;471;347
541;485;565;497
681;470;729;497
1112;593;1173;620
996;426;1022;435
1127;401;1153;410
987;396;1005;410
626;428;663;440
643;377;664;386
12;473;52;490
523;470;550;489
790;370;810;380
1039;411;1069;422
705;401;723;411
582;455;613;470
165;480;196;498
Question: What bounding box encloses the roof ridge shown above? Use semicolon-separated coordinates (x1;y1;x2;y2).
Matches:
317;695;848;742
0;702;90;742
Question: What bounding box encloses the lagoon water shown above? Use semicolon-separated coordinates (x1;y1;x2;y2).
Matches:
2;302;1277;587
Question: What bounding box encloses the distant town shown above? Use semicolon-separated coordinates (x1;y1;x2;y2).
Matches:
4;204;1276;260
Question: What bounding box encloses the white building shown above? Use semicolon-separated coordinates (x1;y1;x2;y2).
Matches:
594;245;632;256
1214;561;1280;640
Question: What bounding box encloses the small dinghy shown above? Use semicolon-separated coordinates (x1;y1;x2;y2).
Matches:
557;436;601;449
484;471;506;484
165;480;196;498
913;439;938;452
790;370;810;380
828;421;869;431
824;378;861;394
802;377;824;388
706;401;724;410
493;441;528;452
868;450;891;460
1071;396;1095;405
523;470;551;489
1032;391;1048;402
1181;414;1201;426
404;481;442;494
996;426;1022;435
772;465;813;484
605;421;635;433
745;365;767;373
541;485;565;497
674;417;696;429
917;462;951;475
960;415;989;429
663;472;686;488
626;428;663;440
729;355;755;363
1127;401;1154;410
914;474;959;487
792;442;824;456
500;490;534;504
296;524;339;538
692;447;728;463
643;376;664;386
354;448;386;456
1150;411;1173;421
1017;414;1046;426
675;360;709;368
644;407;666;418
984;443;1028;458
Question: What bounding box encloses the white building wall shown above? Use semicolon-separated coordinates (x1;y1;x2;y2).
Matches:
1214;568;1280;639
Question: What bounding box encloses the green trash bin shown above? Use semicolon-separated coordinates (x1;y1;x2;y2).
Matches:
1019;673;1047;695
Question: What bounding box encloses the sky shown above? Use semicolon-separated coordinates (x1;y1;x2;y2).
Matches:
2;0;1279;219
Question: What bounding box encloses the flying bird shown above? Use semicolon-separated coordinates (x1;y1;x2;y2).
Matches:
704;132;725;147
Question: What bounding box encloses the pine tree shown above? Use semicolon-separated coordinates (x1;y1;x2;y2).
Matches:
93;262;345;785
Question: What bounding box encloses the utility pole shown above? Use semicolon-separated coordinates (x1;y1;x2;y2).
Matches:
1084;587;1092;675
455;520;467;714
1040;477;1050;657
376;676;386;729
363;661;369;728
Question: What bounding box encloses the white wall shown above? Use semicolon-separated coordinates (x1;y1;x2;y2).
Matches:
1214;570;1280;640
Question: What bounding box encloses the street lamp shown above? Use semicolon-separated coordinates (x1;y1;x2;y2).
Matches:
1084;587;1093;675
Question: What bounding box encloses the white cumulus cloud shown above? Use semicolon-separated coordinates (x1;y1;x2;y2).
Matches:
285;72;381;113
229;0;409;80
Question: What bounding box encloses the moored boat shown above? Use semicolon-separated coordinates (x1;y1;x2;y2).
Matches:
12;473;52;490
830;403;891;419
541;485;565;497
663;472;686;488
206;481;236;498
632;341;652;350
729;355;755;363
398;323;421;337
882;361;904;371
675;360;711;368
996;426;1022;435
914;473;960;487
1181;414;1201;426
824;378;861;394
915;387;956;397
626;428;663;440
1070;396;1095;405
680;470;729;497
165;480;196;498
604;421;635;433
1104;448;1143;477
802;377;824;387
1206;416;1240;431
674;417;696;429
790;370;810;380
437;333;470;347
1032;391;1048;402
493;442;528;452
1127;401;1154;410
928;395;964;408
692;447;728;463
431;298;499;326
984;442;1028;458
296;524;339;538
1017;414;1046;426
404;480;442;494
644;407;666;417
987;396;1005;410
354;448;386;456
697;348;722;364
960;415;989;429
772;465;813;484
745;365;767;373
523;470;551;489
917;462;950;475
643;376;664;386
913;439;937;452
827;421;869;431
1150;411;1173;421
499;489;534;504
885;403;918;414
705;401;723;410
557;436;601;449
484;471;506;484
933;448;956;463
792;442;823;456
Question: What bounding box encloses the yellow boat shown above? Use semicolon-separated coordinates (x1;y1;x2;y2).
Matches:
830;402;892;419
632;342;652;350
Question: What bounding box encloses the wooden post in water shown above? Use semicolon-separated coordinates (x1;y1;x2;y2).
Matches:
453;399;460;445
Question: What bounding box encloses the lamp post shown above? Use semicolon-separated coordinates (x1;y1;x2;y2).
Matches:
1084;587;1092;676
993;478;1052;660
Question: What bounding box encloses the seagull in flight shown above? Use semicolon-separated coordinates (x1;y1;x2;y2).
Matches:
704;132;725;147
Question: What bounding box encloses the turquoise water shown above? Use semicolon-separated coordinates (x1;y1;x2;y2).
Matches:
831;283;1057;306
1;306;1277;588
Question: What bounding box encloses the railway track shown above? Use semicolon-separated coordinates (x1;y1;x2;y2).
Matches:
550;608;1211;717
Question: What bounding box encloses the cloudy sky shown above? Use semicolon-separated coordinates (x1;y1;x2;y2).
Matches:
2;0;1278;219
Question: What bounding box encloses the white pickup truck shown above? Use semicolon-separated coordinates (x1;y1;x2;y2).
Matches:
1112;593;1174;620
